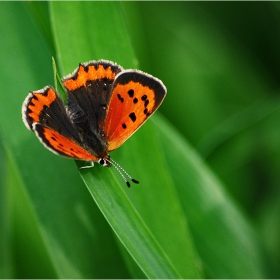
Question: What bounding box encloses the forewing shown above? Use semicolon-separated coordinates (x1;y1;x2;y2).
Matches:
62;60;123;132
103;70;167;151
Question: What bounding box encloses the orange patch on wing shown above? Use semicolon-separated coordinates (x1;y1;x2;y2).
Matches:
41;127;98;161
104;81;156;151
28;87;56;123
63;64;117;91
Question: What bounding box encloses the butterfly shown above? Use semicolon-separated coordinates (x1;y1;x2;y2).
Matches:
22;60;167;187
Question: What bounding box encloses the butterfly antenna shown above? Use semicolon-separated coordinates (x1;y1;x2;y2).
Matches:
109;158;139;187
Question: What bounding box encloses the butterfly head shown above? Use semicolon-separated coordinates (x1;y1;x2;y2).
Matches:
97;156;111;167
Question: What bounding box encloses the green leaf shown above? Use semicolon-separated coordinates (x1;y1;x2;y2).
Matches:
50;1;200;278
52;57;67;102
155;114;266;278
1;1;277;278
0;137;13;278
0;2;130;278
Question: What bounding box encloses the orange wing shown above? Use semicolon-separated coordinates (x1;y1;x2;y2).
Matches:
104;70;167;151
34;124;98;161
63;60;122;91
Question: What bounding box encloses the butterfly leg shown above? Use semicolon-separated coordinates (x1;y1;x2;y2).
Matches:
79;161;95;169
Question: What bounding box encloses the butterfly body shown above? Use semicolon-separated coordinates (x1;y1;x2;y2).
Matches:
22;60;166;184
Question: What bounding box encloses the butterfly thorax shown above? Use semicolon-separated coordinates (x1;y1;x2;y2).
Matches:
84;129;109;158
67;107;109;158
66;87;110;158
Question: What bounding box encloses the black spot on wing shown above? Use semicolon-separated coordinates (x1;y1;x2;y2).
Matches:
117;93;124;103
128;89;134;97
129;112;136;122
141;94;147;101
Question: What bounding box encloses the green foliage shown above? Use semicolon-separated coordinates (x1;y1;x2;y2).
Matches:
0;1;279;278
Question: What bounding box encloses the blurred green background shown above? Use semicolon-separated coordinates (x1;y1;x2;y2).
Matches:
0;1;279;278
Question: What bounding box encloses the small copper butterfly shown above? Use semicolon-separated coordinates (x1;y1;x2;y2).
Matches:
22;60;167;186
